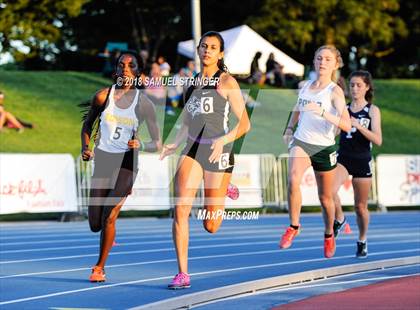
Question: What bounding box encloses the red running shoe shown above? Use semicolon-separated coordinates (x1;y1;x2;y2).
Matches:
324;236;336;258
279;226;300;249
89;266;106;282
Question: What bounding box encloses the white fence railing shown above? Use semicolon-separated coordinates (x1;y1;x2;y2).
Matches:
1;153;418;215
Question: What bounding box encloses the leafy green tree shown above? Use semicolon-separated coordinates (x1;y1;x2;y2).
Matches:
66;0;189;63
248;0;408;73
0;0;89;61
379;0;419;77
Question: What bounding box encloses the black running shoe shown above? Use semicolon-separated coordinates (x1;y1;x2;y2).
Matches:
356;241;368;258
333;217;346;238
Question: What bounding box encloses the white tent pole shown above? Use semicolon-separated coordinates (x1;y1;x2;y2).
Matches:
191;0;201;70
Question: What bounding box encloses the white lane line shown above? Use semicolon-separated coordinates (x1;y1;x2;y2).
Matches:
1;245;418;280
1;240;418;277
2;217;415;239
0;223;408;238
0;250;418;306
0;274;174;306
1;231;418;264
0;227;280;242
0;228;284;246
0;221;271;232
1;230;419;254
0;224;284;240
0;240;279;264
0;245;346;279
1;226;417;247
0;234;276;254
0;214;415;234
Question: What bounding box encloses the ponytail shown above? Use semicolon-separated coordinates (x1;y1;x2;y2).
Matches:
217;58;228;73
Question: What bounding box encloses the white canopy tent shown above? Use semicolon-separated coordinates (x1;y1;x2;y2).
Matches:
177;25;304;76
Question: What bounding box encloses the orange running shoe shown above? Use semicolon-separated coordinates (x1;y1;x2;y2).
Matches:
89;266;106;282
279;226;300;249
324;236;336;258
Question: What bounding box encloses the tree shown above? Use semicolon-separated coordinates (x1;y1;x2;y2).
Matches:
66;0;189;63
200;0;261;32
0;0;89;62
248;0;408;75
380;0;419;77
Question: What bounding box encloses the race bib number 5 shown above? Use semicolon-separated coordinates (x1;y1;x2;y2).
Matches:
113;126;123;140
218;153;230;170
201;97;214;114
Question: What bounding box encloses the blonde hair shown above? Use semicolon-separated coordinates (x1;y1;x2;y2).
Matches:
314;45;344;82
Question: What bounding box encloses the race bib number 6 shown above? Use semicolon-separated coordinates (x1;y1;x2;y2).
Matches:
329;151;338;166
201;97;214;114
218;153;230;170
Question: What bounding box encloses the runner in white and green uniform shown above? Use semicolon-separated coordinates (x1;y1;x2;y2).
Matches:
279;45;351;259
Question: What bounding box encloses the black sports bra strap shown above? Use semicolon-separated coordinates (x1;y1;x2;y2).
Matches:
184;70;223;102
213;69;222;79
347;102;372;113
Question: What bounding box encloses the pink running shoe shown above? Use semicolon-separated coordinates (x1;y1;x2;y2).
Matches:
168;272;191;289
226;183;239;200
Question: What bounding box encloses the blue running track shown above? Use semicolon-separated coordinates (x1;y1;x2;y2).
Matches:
0;212;419;309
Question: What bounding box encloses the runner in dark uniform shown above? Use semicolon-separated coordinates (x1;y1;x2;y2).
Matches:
338;102;373;178
333;71;382;258
160;31;251;289
182;69;234;172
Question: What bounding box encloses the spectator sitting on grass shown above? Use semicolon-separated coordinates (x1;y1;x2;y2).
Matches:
0;91;35;133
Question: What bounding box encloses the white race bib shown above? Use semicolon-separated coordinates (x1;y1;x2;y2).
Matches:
218;153;230;170
329;151;338;166
200;97;214;114
359;118;370;128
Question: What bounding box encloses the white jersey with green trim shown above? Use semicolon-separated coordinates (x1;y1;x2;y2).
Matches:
97;85;139;153
294;80;338;146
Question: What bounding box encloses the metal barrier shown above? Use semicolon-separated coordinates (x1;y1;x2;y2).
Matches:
75;153;382;212
370;159;380;210
167;155;207;217
167;154;178;209
260;154;280;208
168;154;279;213
277;154;378;209
75;155;93;215
277;153;289;210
